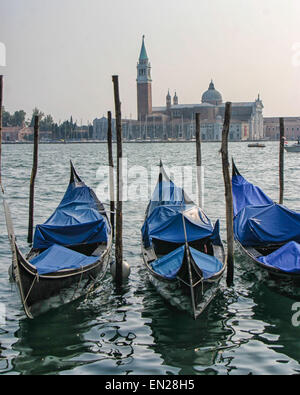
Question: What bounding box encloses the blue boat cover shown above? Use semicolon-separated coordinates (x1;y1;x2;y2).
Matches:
234;204;300;246
151;245;185;279
30;244;99;275
33;180;110;249
190;247;223;279
142;205;218;248
232;172;300;246
151;245;223;280
232;174;273;217
257;241;300;273
146;180;189;217
143;164;222;247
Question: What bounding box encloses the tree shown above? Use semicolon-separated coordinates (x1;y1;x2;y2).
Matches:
11;110;26;127
2;107;11;126
30;108;44;127
40;114;54;131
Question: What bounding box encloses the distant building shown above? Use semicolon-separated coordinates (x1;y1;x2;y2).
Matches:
149;81;263;141
137;35;152;121
2;127;53;142
137;37;264;141
93;117;116;140
2;127;22;142
264;117;300;140
93;37;264;141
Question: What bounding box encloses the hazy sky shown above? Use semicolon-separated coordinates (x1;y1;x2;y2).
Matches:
0;0;299;123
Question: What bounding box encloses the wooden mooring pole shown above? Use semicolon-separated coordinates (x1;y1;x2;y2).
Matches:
279;117;285;205
112;75;123;287
195;113;202;207
27;115;39;244
0;75;4;194
107;110;115;238
220;102;234;287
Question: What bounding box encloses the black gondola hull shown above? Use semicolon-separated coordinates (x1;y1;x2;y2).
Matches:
232;160;300;282
141;162;226;319
14;244;110;310
12;240;112;318
235;239;300;281
4;162;112;319
141;242;226;319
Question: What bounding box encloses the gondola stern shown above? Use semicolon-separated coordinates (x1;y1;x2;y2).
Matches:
232;158;241;178
70;161;83;185
12;241;35;319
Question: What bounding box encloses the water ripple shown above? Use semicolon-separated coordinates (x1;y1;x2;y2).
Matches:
0;142;300;375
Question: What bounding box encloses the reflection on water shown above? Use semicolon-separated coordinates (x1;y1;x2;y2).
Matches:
0;142;300;375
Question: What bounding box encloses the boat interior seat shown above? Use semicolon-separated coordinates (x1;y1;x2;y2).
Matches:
246;247;261;258
247;243;287;258
152;237;214;257
143;247;157;263
91;243;108;256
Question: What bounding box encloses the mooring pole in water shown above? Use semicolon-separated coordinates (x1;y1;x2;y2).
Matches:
27;115;39;244
107;110;115;238
158;160;163;203
0;75;4;194
220;102;234;287
195;113;202;208
279;117;285;205
112;75;123;286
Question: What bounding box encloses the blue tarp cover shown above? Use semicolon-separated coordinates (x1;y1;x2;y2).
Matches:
142;205;215;247
33;181;110;249
151;245;223;280
30;244;99;275
189;247;223;279
146;180;187;217
257;241;300;273
232;173;300;246
234;203;300;246
151;245;185;279
232;174;273;217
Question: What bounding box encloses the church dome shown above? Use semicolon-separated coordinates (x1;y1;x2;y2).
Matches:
201;80;223;105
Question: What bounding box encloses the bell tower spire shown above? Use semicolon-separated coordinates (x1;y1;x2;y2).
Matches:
137;35;152;121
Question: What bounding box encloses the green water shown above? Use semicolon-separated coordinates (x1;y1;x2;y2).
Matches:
0;141;300;375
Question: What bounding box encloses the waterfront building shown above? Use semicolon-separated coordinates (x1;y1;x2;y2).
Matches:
264;117;300;140
2;126;52;142
2;127;23;142
93;117;116;140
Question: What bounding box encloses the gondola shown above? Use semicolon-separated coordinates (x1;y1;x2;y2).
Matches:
3;162;112;319
232;160;300;280
141;162;226;319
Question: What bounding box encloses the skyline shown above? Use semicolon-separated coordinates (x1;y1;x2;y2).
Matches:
0;0;299;124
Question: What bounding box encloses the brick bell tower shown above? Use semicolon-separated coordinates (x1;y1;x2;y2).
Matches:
137;35;152;121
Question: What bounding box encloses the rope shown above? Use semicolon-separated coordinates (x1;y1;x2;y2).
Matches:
23;274;39;304
83;274;97;302
71;268;84;301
